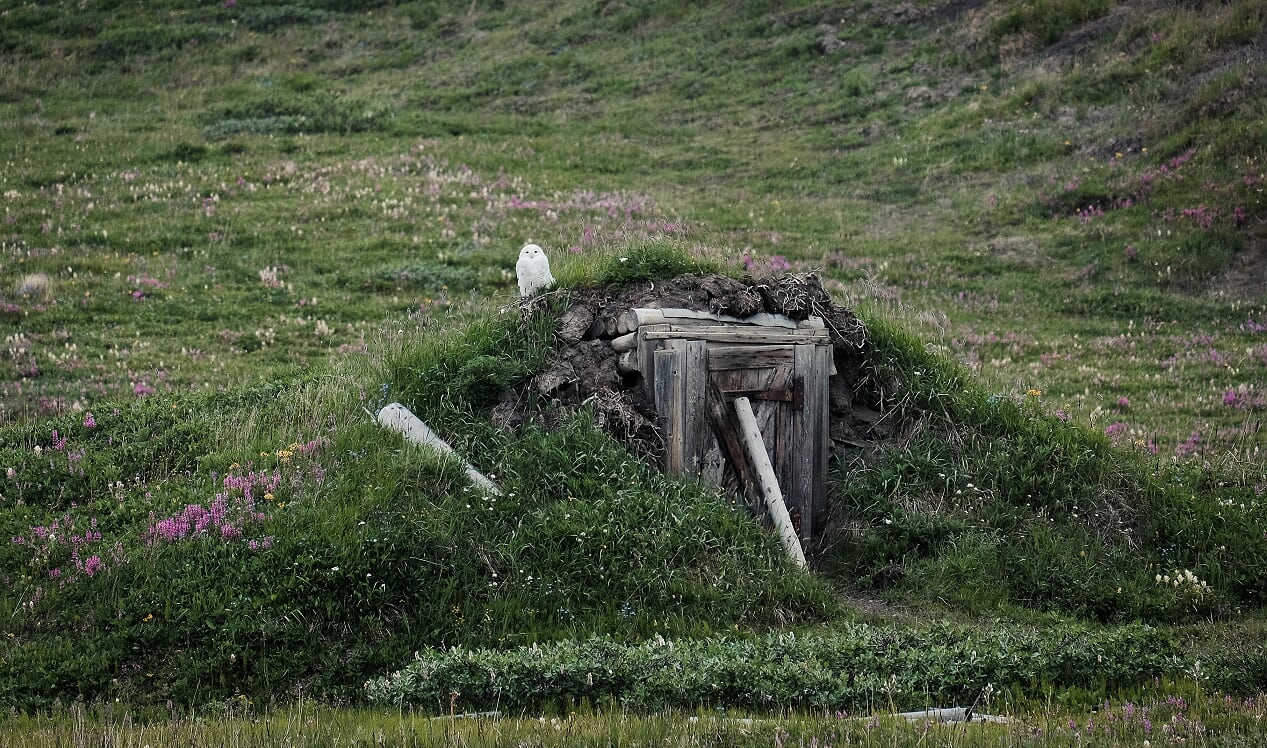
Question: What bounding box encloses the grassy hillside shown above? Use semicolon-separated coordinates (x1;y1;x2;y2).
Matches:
1;0;1266;715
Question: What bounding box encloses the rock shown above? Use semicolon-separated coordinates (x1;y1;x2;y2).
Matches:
558;303;597;344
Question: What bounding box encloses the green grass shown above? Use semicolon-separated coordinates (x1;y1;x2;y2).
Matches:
1;0;1266;724
6;690;1267;747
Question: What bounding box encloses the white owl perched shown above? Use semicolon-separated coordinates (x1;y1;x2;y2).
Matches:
515;243;555;297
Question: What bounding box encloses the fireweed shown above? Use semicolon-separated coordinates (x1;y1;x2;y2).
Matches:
10;512;125;609
143;438;331;548
7;435;331;610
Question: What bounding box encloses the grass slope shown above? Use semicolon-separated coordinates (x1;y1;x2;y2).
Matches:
1;0;1266;713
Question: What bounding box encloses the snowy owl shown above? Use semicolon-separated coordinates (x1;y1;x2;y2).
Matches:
515;243;555;297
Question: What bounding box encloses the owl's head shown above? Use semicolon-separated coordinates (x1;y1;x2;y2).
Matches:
520;243;545;260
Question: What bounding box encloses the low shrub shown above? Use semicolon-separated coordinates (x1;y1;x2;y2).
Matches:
365;623;1185;713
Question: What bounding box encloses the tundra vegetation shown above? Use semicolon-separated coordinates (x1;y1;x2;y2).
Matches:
1;0;1266;744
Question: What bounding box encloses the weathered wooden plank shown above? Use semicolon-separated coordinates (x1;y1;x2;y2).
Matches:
705;376;761;514
791;345;816;539
654;347;684;474
809;343;832;538
755;397;779;463
700;443;726;486
713;367;774;394
640;326;829;345
639;325;670;400
774;372;796;535
682;340;710;477
706;345;795;371
623;307;800;330
744;312;800;329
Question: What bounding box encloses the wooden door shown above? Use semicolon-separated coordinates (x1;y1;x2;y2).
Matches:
652;338;830;541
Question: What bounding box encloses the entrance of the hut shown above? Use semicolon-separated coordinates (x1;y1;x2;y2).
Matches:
637;317;833;543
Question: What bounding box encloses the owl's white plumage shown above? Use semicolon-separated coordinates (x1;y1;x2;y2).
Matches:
515;243;555;297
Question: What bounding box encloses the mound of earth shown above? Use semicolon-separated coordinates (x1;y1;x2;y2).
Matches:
493;272;887;468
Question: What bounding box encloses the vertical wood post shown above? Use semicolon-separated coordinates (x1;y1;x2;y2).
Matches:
682;340;710;476
809;343;832;536
654;347;683;473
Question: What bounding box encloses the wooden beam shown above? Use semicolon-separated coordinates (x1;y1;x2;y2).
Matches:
682;340;710;476
654;347;684;473
640;327;829;345
376;403;501;496
620;307;800;331
706;344;795;371
733;396;807;567
705;378;759;512
609;331;639;352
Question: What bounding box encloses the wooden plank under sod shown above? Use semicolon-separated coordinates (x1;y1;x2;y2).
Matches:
640;326;829;345
620;307;800;331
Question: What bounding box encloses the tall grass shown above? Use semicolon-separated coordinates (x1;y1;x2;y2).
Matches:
7;690;1267;747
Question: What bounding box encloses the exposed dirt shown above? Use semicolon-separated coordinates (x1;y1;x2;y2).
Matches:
1209;226;1267;302
492;272;885;470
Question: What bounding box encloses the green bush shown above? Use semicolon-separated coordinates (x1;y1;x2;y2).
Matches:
366;623;1185;713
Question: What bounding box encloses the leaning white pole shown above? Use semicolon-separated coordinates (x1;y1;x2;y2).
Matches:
732;396;807;568
376;402;502;496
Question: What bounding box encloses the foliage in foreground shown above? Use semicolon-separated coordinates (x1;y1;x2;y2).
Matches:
365;623;1182;714
8;690;1267;748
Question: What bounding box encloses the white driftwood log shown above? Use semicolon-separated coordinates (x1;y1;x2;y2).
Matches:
732;396;806;567
376;402;501;496
894;707;1009;724
609;331;639;353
